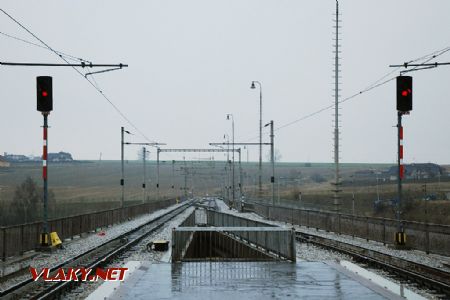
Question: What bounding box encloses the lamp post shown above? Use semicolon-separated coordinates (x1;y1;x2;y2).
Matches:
227;114;235;208
250;81;263;196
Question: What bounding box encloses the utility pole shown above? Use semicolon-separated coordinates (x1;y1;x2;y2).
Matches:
210;141;271;203
376;173;380;202
142;147;147;204
227;114;235;208
265;121;275;205
332;0;342;213
183;157;188;198
157;147;239;201
225;134;230;204
232;119;235;208
238;149;243;204
250;81;263;196
350;175;355;215
157;148;160;200
123;140;164;205
172;160;175;189
191;161;195;197
121;126;125;208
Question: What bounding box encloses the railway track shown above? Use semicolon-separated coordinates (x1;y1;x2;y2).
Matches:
0;201;192;300
296;231;450;298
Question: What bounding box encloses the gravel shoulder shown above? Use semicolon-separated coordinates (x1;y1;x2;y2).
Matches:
0;201;186;292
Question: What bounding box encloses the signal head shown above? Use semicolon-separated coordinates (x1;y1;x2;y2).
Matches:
396;76;412;112
37;76;53;112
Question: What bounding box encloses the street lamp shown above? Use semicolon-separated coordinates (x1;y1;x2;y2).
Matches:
227;114;235;209
250;81;263;196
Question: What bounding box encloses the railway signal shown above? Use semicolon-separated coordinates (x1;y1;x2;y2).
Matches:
395;75;413;247
36;76;52;247
396;76;412;112
37;76;53;112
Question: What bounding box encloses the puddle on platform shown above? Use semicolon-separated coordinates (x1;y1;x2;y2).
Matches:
110;262;391;299
339;260;427;300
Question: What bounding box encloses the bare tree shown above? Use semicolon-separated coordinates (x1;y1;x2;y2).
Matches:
266;149;282;162
11;176;55;223
11;176;40;223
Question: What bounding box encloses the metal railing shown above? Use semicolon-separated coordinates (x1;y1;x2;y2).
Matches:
1;199;176;261
172;227;295;262
206;209;275;228
173;209;295;262
250;201;450;256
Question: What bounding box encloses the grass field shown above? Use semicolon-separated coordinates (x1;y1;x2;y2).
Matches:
1;160;449;225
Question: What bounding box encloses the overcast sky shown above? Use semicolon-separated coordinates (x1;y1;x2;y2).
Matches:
1;1;449;164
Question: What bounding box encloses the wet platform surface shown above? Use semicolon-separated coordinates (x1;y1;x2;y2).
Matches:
108;261;396;299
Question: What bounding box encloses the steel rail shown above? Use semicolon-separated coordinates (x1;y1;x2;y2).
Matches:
1;202;191;299
296;232;450;297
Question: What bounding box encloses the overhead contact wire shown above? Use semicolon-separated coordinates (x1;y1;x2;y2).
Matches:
0;8;155;144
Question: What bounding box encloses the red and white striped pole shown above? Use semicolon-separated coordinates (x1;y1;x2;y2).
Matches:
36;76;52;247
41;112;49;246
396;112;405;244
43;118;48;180
399;123;404;180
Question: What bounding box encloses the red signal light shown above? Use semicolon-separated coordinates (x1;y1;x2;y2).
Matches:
401;89;411;97
42;91;48;97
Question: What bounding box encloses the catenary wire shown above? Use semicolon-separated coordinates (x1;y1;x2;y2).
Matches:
0;9;155;143
239;45;450;142
0;30;91;63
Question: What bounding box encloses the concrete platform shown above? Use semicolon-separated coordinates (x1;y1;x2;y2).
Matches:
103;261;408;300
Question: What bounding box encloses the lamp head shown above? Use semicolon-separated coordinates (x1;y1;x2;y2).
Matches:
226;114;230;120
250;81;255;89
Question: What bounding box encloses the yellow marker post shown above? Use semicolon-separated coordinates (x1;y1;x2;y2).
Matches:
50;232;62;247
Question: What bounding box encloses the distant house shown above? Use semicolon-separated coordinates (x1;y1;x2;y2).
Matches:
4;153;29;162
386;163;443;180
2;151;74;163
48;151;73;162
0;155;10;167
